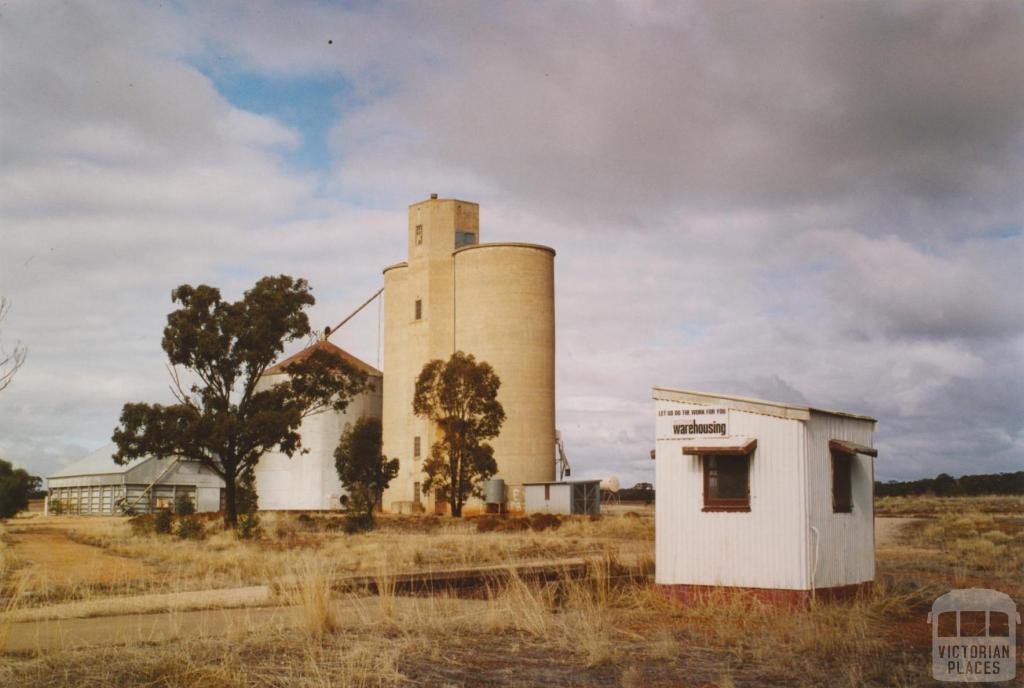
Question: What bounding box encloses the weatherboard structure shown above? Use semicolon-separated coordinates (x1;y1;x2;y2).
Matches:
653;386;878;604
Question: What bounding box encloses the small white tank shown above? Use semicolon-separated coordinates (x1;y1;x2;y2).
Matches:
600;476;620;493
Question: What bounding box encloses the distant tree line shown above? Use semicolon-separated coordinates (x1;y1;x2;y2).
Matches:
875;471;1024;497
619;483;655;503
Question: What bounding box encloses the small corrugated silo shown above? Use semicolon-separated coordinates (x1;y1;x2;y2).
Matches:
253;340;383;510
652;386;878;605
381;196;556;515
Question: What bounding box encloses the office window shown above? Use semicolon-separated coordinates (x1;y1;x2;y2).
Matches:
831;449;853;512
413;436;421;458
414;299;422;320
415;225;423;245
413;482;421;503
455;231;477;248
703;454;751;511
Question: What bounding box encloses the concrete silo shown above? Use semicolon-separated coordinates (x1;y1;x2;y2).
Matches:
381;196;555;515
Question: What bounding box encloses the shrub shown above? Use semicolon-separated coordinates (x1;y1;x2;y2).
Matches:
175;516;205;540
343;513;374;534
237;512;262;540
274;516;299;540
48;499;64;515
528;513;562;532
476;515;500;532
174;493;196;516
154;509;174;535
129;513;156;536
497;517;530;532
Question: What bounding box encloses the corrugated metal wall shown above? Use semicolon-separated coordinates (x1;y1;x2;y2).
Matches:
524;484;571;514
656;402;809;589
49;458;224;515
803;412;876;589
49;484;124;514
254;376;383;510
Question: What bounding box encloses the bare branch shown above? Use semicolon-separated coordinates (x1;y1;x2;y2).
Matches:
0;297;27;392
165;363;195;407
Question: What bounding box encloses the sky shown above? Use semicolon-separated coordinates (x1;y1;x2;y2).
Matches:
1;1;1022;487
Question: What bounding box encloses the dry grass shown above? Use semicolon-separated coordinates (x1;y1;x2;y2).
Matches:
911;510;1024;580
3;511;651;608
1;500;1018;686
0;556;931;687
875;494;1022;517
281;559;338;642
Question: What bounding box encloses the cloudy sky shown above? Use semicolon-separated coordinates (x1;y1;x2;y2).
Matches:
1;1;1022;487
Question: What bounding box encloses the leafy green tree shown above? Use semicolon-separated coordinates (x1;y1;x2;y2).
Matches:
334;416;398;528
0;459;38;518
413;351;505;517
112;276;369;528
933;473;959;497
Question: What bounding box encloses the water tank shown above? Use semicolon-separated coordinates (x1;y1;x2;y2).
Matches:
600;476;621;493
484;478;506;505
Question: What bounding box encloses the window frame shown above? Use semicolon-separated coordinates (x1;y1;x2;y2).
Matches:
414;298;422;320
702;452;752;512
831;448;854;513
415;225;423;245
413;436;421;459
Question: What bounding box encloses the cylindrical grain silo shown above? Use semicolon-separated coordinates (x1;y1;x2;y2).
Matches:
454;243;556;512
381;260;416;512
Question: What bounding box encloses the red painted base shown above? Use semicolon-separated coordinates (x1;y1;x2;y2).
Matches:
659;581;874;608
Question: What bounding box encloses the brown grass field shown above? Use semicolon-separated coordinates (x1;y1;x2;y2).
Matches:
1;496;1021;687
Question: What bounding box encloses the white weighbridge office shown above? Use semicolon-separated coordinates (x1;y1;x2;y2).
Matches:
47;444;225;515
653;387;878;605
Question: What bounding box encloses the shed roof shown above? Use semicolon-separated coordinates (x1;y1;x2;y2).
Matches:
651;387;877;424
48;444;149;479
264;339;381;378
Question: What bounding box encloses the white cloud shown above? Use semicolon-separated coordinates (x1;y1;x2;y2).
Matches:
1;1;1021;489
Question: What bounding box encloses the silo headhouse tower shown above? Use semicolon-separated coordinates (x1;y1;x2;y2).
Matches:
381;195;556;514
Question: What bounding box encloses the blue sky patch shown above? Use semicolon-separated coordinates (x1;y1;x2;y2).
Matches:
202;68;352;176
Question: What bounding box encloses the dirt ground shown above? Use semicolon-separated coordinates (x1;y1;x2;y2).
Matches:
3;595;491;653
6;523;153;592
874;516;920;548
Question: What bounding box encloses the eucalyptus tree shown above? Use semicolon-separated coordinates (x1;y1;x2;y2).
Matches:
334;416;398;528
413;351;505;517
113;276;367;528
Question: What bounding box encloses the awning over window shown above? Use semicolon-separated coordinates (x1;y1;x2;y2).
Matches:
682;438;757;455
829;439;878;457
